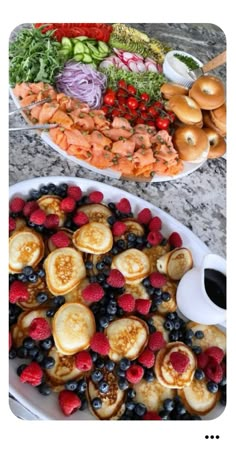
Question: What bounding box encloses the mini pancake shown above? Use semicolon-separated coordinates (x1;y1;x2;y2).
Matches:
111;249;150;284
143;242;171;272
105;316;149;362
124;282;149;300
150;313;169;342
52;302;95;355
11;307;50;348
64;278;90;304
154;341;196;389
77;203;112;225
114;219;145;245
9;228;45;273
73;222;113;255
156;247;193;281
44;247;86;296
87;366;126;420
186;322;226;352
84;252;111;276
37;195;66;227
177;378;220;415
157;279;178;315
17;277;50;310
45;347;85;391
134;379;176;412
13;218;27;233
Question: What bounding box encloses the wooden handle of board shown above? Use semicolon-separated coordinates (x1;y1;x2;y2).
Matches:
202;50;226;73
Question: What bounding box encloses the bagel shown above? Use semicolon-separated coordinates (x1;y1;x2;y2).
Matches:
173;125;209;162
160;83;189;100
203;128;226;159
209;103;226;136
168;95;202;125
202;111;226;138
189;75;225;110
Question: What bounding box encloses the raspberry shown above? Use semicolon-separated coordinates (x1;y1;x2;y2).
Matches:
9;280;29;304
169;232;183;248
9;331;12;350
9;217;16;232
205;346;225;364
75;351;93;371
89;191;104;203
82;283;104;302
29;318;51;340
117;293;135;312
138;348;155;368
29;209;46;225
67;185;82;201
90;332;110;355
112;221;127;236
149;272;167;288
126;364;144;384
73;211;89;227
44;214;59;229
143;412;162;420
116;198;131;214
20;362;43;386
135;298;151;315
148;331;166;352
23;200;38;217
147;231;163;246
170;351;190;373
137;208;152;225
197;352;210;369
58;390;81;416
60;197;76;213
9;197;25;213
51;231;70;248
205;361;223;384
148;216;162;232
107;269;125;288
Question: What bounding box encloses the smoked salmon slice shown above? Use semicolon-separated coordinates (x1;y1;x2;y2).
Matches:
38;102;59;124
49;110;73;128
64;129;91;149
111;139;135;156
112;117;133;130
103;128;133;141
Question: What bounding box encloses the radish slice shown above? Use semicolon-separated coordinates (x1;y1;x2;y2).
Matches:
132;53;144;62
122;52;137;62
128;61;139;72
145;62;158;72
99;60;114;69
136;61;146;72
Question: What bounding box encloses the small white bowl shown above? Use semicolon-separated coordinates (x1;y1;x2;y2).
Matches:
163;50;203;88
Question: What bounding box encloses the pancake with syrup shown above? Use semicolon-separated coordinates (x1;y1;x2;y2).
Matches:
77;203;112;225
9;228;45;273
72;222;113;255
177;378;220;415
111;249;150;284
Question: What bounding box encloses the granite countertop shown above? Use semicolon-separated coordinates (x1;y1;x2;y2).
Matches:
9;23;226;257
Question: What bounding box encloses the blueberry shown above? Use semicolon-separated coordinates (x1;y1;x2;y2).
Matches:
194;330;204;339
164;320;174;331
37;268;46;278
53;295;65;307
59;183;68;192
105;359;115;372
107;314;115;322
91;369;103;383
181;412;192;420
17;273;28;283
23;337;35;349
161;292;171;302
184;329;194;339
117;239;127;250
111;246;119;255
106;304;117;315
107;216;116;226
207;381;219;393
9;274;17;283
144;369;155;382
127;233;136;242
85;261;93;270
28;274;38;283
169;330;179;342
184;338;193;347
98;381;109;394
127;388;136;399
108;202;116;210
126;401;135;411
64;219;73;229
219;376;227;387
77;379;87;394
16;346;28;359
192;346;202;355
96;261;105;271
118;377;129;390
95;358;105;369
159;409;169;420
79;398;88;411
147;286;155;296
134;403;146;417
90;351;98;362
40;185;49;195
92;397;102;410
142;278;150;287
166;312;177;321
34;350;45;363
154;288;162;297
36;292;48;303
191;414;202;420
28;346;40;359
116;368;126;378
16;364;27;376
97;273;106;282
38;383;51;396
41;356;55;369
99;316;109;328
30;189;41;200
175;404;186;415
174;319;182;330
65;380;78;391
46;308;57;318
148;324;157;334
9;348;17;359
163;398;175;412
22;266;34;276
194;368;205;380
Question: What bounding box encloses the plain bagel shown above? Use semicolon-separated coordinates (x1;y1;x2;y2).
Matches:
203;128;226;159
168;95;202;125
189;75;225;110
209;103;226;136
173;125;209;162
202;110;226;138
160;83;189;100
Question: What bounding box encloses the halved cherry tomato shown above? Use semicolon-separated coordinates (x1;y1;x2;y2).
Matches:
118;80;127;89
140;92;150;102
126;97;139;110
127;85;137;96
103;92;116;106
156;117;170;130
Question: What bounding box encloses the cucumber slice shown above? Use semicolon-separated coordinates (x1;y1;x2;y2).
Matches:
61;37;73;49
98;41;110;54
74;42;85;55
73;53;84;62
58;49;73;59
82;54;93;63
75;36;90;41
83;45;91;55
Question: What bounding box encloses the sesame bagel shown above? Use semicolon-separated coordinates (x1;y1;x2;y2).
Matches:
189;75;225;110
173;125;209;162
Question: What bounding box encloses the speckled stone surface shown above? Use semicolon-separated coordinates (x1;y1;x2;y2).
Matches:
9;23;226;257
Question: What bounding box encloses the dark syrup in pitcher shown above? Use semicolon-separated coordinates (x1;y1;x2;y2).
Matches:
204;269;226;309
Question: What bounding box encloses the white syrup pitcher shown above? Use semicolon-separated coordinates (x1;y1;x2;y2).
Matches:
176;254;226;326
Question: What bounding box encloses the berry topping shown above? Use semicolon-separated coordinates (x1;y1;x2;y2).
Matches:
168;232;183;248
58;390;81;416
9;280;29;304
19;362;43;386
112;221;127;236
23;200;38;217
137;208;152;225
148;331;166;352
117;293;135;312
205;346;225;364
75;351;93;371
169;351;190;373
143;411;162;420
60;197;76;213
147;231;163;246
29;209;46;225
88;191;104;203
44;214;59;229
107;269;125;288
82;283;105;303
205;361;223;384
138;348;155;368
149;272;167;288
9;217;16;232
29;318;51;340
73;211;89;227
90;332;110;355
126;364;144;384
67;185;82;201
148;216;162;231
197;352;210;369
116;198;131;214
135;298;151;315
10;197;25;213
51;231;70;248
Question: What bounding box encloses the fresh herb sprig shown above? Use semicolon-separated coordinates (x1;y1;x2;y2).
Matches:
173;53;200;70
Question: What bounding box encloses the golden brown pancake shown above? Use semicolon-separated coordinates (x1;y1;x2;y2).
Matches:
111;249;150;284
77;203;112;225
178;378;220;415
72;222;113;255
45;347;85;391
134;379;176;412
186;322;226;352
37;195;66;227
9;228;44;273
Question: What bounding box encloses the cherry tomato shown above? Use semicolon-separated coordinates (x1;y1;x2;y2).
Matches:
139;102;147;112
101;105;109;114
167;111;176;123
136;118;145;124
147;120;156;127
111;109;121;117
153;101;164;110
147;106;159;117
126;97;139;110
117;89;127;98
156;117;170;130
141;112;149;121
103;92;116;106
140;92;150;102
124;113;133;122
118;97;127;107
127;85;137;96
118;79;127;89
